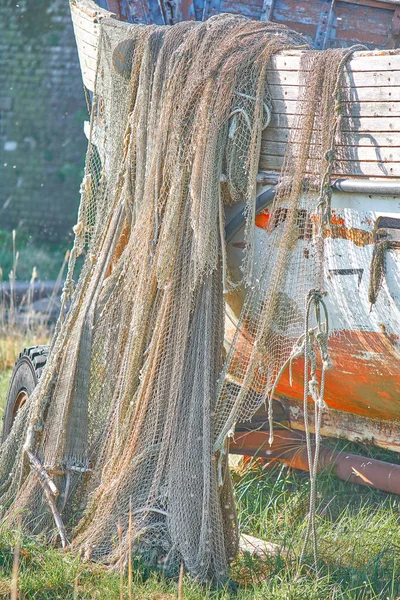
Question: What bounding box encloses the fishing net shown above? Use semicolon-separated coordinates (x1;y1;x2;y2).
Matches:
0;13;360;581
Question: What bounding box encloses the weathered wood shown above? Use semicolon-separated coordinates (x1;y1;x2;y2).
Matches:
70;0;116;19
70;7;102;36
259;154;400;177
239;534;282;558
70;0;400;179
269;50;400;71
174;0;196;23
285;400;400;455
261;141;400;163
73;30;98;60
266;68;400;87
263;127;400;146
73;39;98;73
271;99;400;117
72;29;97;90
269;83;400;101
260;0;275;20
269;113;400;132
70;20;99;48
314;0;335;50
340;0;400;9
70;3;103;91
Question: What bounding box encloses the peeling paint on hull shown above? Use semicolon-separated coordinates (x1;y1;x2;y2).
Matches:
225;193;400;442
278;330;400;421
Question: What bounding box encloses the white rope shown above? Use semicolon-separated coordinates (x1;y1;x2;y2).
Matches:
299;289;331;572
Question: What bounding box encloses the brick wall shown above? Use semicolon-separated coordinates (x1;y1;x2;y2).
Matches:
0;0;87;241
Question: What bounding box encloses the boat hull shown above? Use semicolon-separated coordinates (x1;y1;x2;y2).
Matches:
226;188;400;448
70;0;400;449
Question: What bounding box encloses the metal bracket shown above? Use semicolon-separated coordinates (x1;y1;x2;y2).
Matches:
314;0;336;49
260;0;275;21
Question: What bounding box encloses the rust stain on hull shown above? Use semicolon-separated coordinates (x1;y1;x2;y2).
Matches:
255;208;374;247
325;224;374;247
227;328;400;421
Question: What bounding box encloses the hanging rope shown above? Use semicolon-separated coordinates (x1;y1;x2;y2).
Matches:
299;289;331;572
368;228;393;309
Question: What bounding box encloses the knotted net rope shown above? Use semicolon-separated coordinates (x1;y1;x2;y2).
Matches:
0;14;359;581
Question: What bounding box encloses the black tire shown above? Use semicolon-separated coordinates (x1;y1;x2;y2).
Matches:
2;345;49;443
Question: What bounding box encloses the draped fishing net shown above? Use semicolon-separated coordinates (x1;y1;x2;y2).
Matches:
0;13;359;581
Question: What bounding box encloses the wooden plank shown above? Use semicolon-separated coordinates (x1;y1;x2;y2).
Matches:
69;14;400;74
76;64;95;91
71;20;100;49
286;401;400;455
314;0;335;50
259;154;400;175
266;68;400;87
73;27;98;61
220;0;264;19
239;534;282;558
260;0;275;20
263;127;400;146
74;32;98;71
261;141;400;162
268;84;400;101
75;61;96;91
269;113;400;132
334;2;394;47
70;0;115;19
271;99;400;117
70;7;102;37
70;16;400;75
175;0;196;22
72;28;97;90
272;0;321;30
374;0;400;5
340;0;399;9
268;51;400;72
73;23;97;75
259;154;400;176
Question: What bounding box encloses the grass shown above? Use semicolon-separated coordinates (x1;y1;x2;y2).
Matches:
0;455;399;598
0;369;11;420
0;332;50;373
0;229;71;282
233;455;400;598
0;228;64;374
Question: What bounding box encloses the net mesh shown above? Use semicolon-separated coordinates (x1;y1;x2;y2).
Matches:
0;13;359;581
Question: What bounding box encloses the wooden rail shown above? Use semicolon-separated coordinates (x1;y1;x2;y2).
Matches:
70;0;400;179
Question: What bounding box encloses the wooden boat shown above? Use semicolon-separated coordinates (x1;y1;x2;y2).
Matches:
69;0;400;461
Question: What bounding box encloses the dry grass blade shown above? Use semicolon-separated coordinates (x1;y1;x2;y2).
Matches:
128;498;132;600
118;521;124;600
10;526;20;600
351;467;373;486
178;561;184;600
73;574;79;600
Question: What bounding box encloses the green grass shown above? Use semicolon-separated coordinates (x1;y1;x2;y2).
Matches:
233;455;400;598
0;453;400;598
0;229;73;282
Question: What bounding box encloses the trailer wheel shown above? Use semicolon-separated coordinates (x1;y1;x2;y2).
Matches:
2;346;49;442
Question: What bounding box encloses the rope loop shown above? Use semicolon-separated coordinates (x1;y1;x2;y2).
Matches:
299;288;331;572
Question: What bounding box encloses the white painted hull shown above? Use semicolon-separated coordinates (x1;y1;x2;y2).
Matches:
70;0;400;446
225;188;400;443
